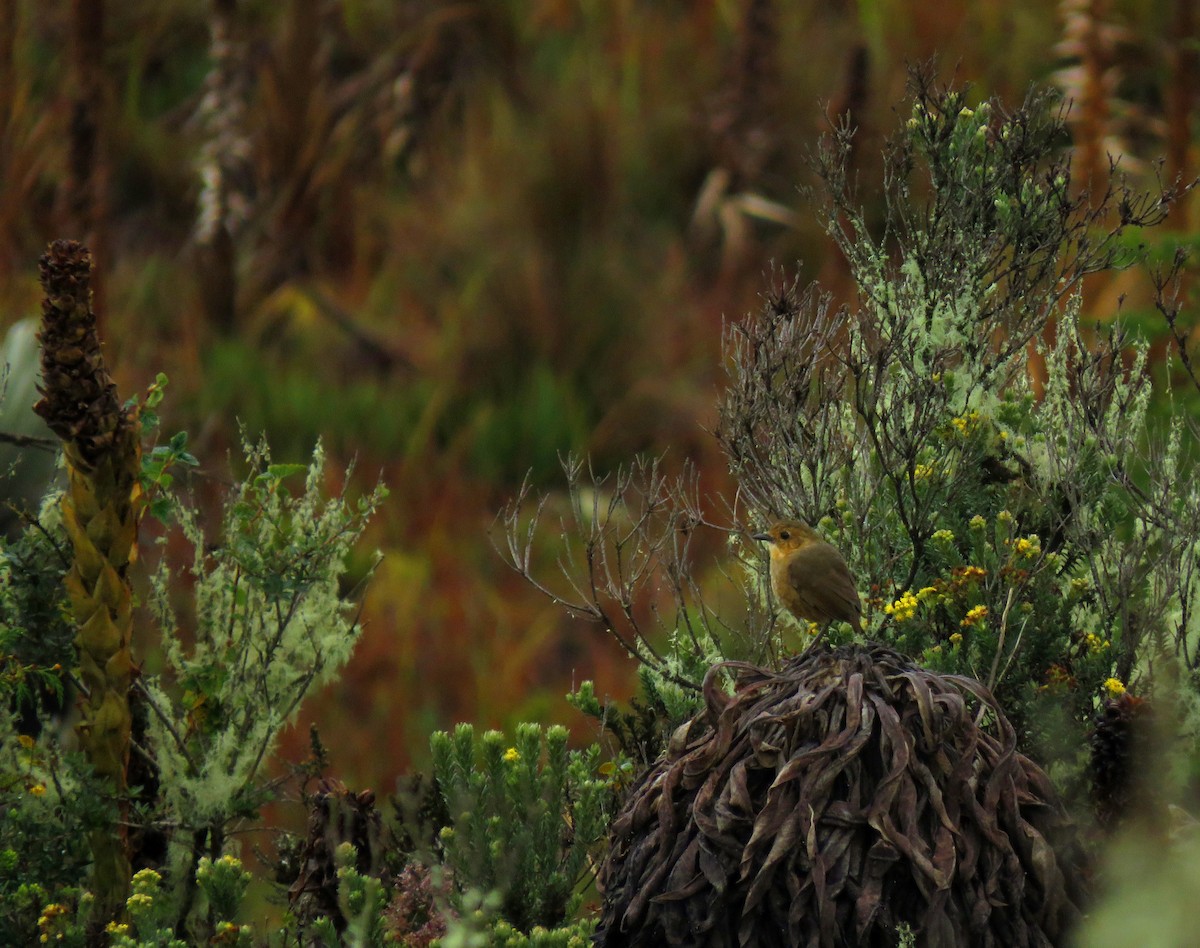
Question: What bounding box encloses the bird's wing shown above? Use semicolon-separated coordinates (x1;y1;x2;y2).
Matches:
787;543;862;624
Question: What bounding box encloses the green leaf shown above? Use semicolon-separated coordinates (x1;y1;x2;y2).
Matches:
266;463;307;480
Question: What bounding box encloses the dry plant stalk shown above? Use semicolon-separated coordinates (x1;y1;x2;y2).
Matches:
596;645;1083;947
34;238;142;925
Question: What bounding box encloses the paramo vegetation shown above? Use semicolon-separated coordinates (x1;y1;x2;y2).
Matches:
4;2;1200;946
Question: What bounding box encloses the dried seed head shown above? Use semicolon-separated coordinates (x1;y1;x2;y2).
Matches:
34;239;129;467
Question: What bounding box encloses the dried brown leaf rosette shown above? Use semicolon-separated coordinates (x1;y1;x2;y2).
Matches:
596;644;1084;947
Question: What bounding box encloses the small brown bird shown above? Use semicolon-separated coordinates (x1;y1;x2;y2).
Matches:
753;519;862;645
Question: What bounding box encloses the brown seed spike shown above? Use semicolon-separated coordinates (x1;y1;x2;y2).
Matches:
34;239;126;469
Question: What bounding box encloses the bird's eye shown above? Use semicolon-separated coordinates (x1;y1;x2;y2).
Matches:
779;530;790;540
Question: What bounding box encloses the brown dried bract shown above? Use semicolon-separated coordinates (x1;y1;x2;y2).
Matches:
34;238;129;468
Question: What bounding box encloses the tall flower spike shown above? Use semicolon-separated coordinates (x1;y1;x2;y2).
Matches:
34;239;142;930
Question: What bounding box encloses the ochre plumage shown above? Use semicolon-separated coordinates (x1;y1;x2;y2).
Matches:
752;520;861;636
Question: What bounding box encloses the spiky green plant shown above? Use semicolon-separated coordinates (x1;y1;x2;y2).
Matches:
431;722;613;934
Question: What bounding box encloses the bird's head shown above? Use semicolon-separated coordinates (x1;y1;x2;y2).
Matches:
751;520;821;559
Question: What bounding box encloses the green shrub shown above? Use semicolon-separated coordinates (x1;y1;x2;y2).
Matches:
140;438;384;913
503;72;1198;784
717;73;1197;757
431;722;612;933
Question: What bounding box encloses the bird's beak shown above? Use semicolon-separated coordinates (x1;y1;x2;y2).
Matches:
751;532;772;543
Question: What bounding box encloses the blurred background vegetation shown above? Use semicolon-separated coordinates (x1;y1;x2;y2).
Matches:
0;0;1196;797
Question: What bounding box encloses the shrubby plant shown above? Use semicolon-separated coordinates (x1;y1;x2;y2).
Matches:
718;73;1198;749
0;726;108;944
0;437;384;940
141;437;384;907
0;240;388;939
431;722;613;934
498;456;760;755
504;71;1197;773
2;238;614;944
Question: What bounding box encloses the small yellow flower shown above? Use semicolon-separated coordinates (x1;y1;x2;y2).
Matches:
29;783;46;797
951;410;981;435
949;632;963;645
1084;633;1110;655
913;463;935;479
932;529;955;543
1104;677;1126;697
884;591;920;622
105;923;130;936
969;515;986;530
916;586;939;601
997;510;1013;525
1013;536;1041;558
954;565;987;584
806;621;822;637
503;747;520;763
961;605;989;627
38;904;68;940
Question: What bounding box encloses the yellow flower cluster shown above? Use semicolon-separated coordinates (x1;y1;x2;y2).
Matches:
961;604;989;627
1013;536;1041;558
951;410;982;435
913;463;935;479
1104;677;1126;696
969;514;986;530
954;565;987;584
885;590;920;622
29;783;45;797
932;529;955;544
37;904;70;943
503;747;521;763
1084;633;1110;655
949;632;963;645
